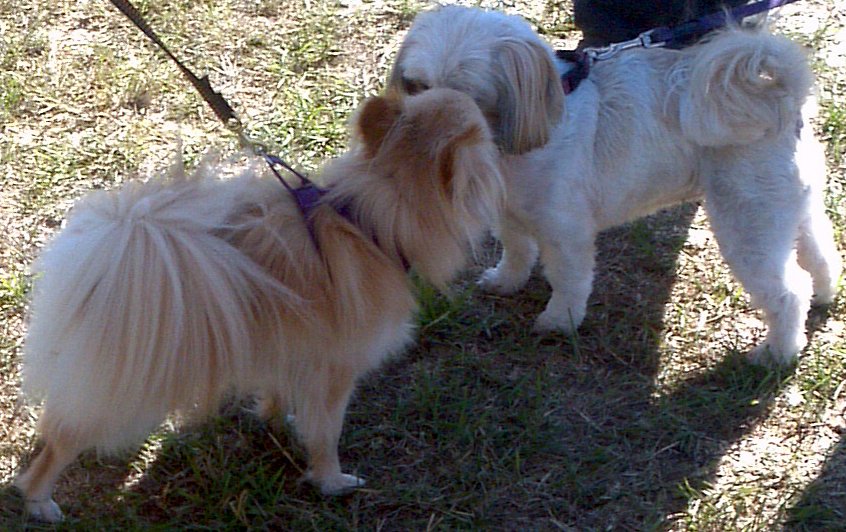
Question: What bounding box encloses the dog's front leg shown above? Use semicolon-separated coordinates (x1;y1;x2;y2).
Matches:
479;214;539;294
294;365;364;495
534;230;596;334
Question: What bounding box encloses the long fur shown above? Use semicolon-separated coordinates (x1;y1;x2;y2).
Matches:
392;6;842;366
15;88;504;522
388;5;564;154
679;29;813;146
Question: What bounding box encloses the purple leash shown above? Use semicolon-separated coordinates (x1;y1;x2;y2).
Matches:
649;0;804;48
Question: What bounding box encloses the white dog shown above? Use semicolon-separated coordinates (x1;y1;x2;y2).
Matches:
389;6;842;365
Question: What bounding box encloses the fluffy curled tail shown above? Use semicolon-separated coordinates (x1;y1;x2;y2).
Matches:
679;28;813;147
22;162;295;452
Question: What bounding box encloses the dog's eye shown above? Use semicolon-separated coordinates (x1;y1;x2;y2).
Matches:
402;76;429;95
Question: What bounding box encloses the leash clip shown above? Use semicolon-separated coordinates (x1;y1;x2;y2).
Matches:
638;29;666;49
225;117;270;157
584;29;667;63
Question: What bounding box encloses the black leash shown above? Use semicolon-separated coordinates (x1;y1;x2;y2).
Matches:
107;0;329;247
109;0;237;127
559;0;803;94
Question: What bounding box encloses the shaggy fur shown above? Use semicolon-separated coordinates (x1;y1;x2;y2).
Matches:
389;6;842;365
388;6;564;155
15;88;504;522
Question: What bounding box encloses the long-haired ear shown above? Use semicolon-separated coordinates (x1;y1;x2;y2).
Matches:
437;124;485;192
354;95;403;157
493;38;564;154
386;44;408;96
436;122;504;227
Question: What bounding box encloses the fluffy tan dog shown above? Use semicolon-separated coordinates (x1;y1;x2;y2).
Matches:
15;88;504;522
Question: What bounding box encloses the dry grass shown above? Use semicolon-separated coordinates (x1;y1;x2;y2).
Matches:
1;0;844;529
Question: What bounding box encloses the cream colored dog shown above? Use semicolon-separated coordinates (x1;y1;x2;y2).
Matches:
15;88;504;522
389;6;841;365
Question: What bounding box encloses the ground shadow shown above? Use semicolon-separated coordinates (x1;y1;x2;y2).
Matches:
0;202;833;529
785;431;846;529
469;201;798;528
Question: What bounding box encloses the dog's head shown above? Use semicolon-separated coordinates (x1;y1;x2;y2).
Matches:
387;5;564;155
328;88;503;288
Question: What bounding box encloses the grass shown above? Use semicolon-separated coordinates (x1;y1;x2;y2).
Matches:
823;103;846;167
0;0;845;529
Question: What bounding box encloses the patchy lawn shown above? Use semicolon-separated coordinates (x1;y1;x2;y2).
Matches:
1;0;844;529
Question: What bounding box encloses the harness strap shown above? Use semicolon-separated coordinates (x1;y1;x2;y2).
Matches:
557;50;590;95
331;198;412;272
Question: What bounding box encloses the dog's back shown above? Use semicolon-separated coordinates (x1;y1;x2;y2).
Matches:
548;27;815;225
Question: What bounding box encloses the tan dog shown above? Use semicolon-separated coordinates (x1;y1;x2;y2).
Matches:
15;88;504;522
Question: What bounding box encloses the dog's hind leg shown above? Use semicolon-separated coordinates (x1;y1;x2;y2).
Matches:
705;163;812;365
795;127;842;305
744;255;812;366
715;236;810;365
14;420;84;523
479;214;539;295
797;208;842;306
293;364;363;495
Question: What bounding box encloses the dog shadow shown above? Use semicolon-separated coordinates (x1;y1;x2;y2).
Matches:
0;204;835;528
0;402;320;527
785;434;846;529
477;201;819;527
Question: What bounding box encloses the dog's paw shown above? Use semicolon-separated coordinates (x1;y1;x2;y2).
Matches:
24;498;64;523
748;343;800;367
811;283;838;306
477;267;526;295
254;396;278;421
533;309;579;335
306;472;365;496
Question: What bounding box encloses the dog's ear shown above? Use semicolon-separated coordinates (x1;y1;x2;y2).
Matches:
493;38;564;154
437;124;486;192
355;95;403;157
434;118;503;231
386;44;409;96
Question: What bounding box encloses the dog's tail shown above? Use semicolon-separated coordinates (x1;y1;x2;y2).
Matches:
21;159;296;452
678;28;812;147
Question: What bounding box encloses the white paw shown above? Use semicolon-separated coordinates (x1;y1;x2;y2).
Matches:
748;343;800;367
477;267;525;295
532;310;579;334
25;498;64;523
813;267;842;306
811;284;837;306
306;472;365;496
533;306;584;335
